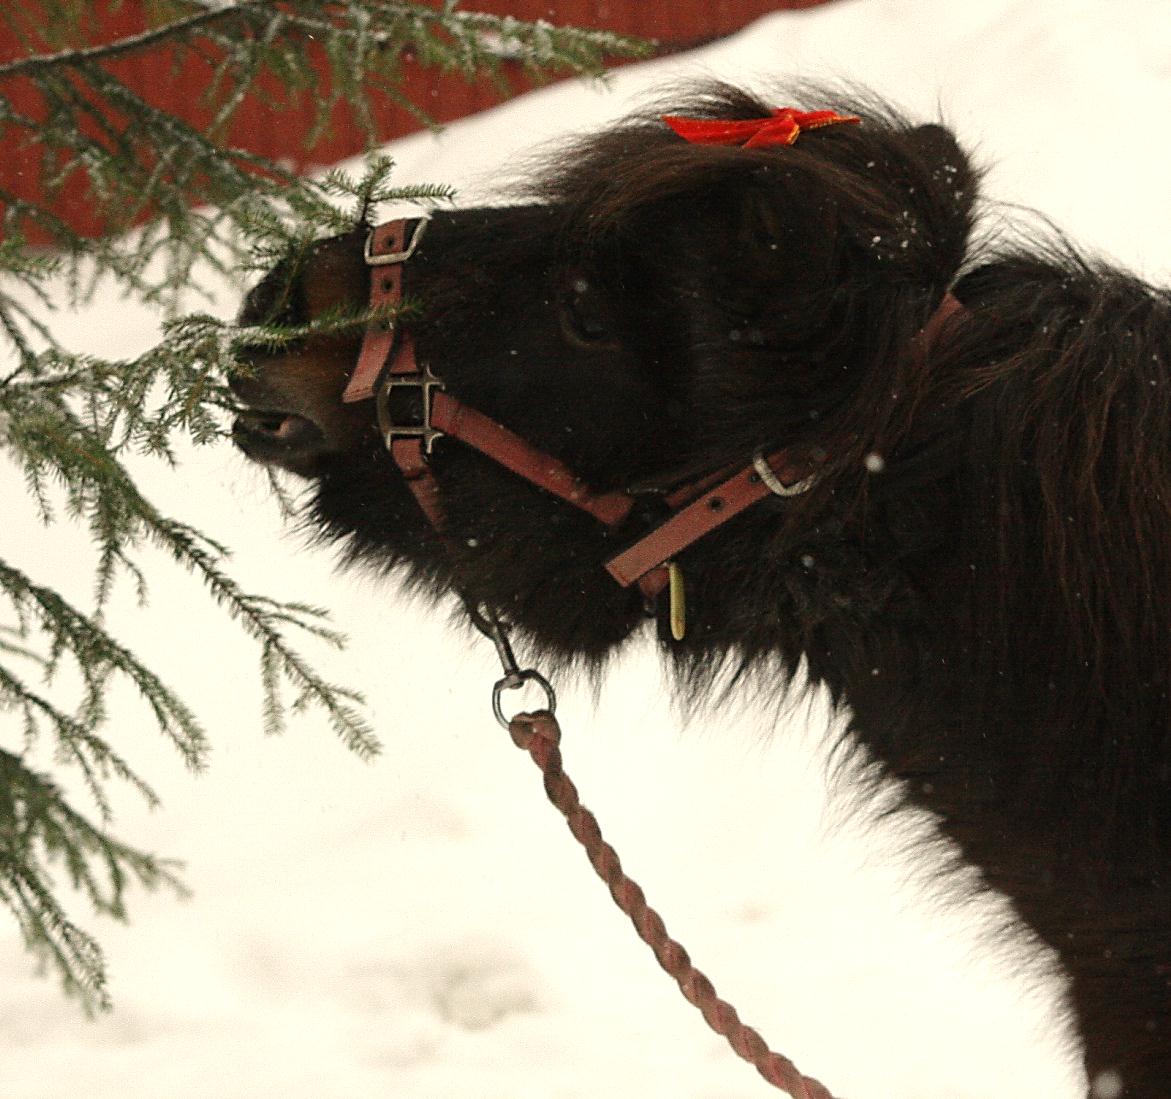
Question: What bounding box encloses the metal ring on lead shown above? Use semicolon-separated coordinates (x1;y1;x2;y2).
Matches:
752;448;817;497
492;669;557;729
364;216;430;267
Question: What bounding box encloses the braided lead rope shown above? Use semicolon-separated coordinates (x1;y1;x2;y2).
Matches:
507;709;839;1099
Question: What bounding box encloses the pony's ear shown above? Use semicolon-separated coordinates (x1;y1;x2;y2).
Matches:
903;122;978;212
906;123;965;170
896;122;979;276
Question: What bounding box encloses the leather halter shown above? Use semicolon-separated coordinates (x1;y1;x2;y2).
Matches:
342;216;964;602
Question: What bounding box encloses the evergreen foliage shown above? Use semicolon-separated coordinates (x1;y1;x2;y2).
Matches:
0;1;650;1012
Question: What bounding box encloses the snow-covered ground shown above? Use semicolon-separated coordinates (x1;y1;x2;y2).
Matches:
5;1;1171;1095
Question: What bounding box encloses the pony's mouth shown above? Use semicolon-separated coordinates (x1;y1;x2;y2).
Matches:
232;408;325;473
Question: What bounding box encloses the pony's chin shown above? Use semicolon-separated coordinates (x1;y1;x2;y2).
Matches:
232;410;327;477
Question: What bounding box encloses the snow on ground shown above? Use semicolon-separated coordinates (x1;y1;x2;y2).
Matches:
4;0;1170;1095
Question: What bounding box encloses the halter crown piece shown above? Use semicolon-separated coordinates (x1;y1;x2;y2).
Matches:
662;107;861;148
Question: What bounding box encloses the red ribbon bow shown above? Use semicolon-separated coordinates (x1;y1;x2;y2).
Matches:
662;107;861;149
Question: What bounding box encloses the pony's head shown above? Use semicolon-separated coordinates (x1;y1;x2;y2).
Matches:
232;84;978;667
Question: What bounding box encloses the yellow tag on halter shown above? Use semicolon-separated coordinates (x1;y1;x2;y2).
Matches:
668;561;686;641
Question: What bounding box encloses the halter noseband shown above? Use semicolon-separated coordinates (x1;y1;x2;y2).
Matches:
342;216;960;612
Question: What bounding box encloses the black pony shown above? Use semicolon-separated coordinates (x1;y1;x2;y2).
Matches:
231;84;1171;1097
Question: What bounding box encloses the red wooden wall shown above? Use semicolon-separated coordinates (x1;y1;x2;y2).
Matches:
0;2;833;239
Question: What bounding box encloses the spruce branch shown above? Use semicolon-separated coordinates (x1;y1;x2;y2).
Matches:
0;747;185;1015
0;158;430;1005
0;559;209;769
0;6;239;78
0;0;651;1014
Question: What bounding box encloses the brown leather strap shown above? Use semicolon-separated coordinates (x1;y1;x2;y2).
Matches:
431;394;635;527
343;220;412;404
606;449;816;589
914;290;966;358
390;436;445;530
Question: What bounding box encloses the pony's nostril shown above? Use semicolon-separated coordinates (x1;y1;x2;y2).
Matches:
257;412;289;435
235;409;287;434
232;410;325;472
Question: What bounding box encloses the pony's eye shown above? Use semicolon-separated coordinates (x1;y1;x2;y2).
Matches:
561;276;617;346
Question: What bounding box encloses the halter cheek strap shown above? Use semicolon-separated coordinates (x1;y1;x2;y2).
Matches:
343;217;960;606
343;218;429;403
